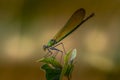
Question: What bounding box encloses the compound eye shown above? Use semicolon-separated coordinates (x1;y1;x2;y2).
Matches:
43;45;47;51
51;39;56;44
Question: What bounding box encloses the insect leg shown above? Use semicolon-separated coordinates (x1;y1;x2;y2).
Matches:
53;42;66;54
44;48;53;57
49;46;64;62
50;47;63;62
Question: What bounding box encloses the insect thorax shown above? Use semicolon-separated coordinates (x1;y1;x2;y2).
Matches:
47;39;57;47
43;39;57;51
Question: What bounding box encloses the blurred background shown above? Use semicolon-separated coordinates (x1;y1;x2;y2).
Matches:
0;0;120;80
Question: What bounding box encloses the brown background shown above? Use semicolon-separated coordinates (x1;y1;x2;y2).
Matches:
0;0;120;80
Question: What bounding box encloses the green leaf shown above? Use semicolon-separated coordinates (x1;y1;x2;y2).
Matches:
60;49;77;80
37;57;62;69
64;49;72;65
41;64;62;80
69;49;77;64
38;49;77;80
64;64;74;77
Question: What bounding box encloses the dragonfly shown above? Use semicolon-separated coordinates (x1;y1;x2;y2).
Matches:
43;8;94;56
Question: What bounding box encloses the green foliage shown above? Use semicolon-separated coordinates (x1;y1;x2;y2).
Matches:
37;49;77;80
37;57;62;69
41;64;62;80
61;49;76;80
